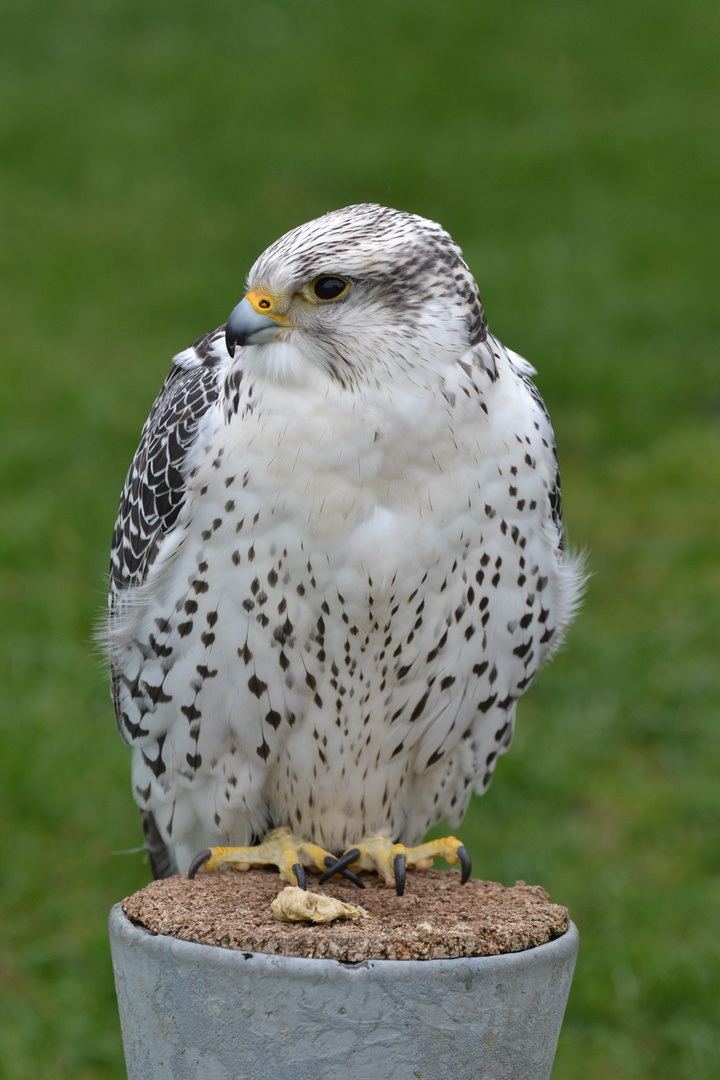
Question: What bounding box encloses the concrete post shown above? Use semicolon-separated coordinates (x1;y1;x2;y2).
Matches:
109;903;578;1080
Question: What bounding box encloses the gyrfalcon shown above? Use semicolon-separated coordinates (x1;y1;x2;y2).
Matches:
105;204;584;894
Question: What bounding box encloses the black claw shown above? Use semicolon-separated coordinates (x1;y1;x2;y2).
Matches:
394;852;406;896
340;868;365;888
318;847;362;885
292;862;307;890
320;855;365;888
457;844;472;885
188;849;212;879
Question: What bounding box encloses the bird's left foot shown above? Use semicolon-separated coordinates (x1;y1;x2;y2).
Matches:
319;834;471;896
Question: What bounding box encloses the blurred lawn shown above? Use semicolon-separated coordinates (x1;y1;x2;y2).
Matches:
1;1;718;1077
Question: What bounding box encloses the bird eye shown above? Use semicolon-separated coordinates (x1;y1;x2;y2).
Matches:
312;276;350;302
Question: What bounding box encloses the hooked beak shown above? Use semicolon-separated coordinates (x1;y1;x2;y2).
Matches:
225;291;288;356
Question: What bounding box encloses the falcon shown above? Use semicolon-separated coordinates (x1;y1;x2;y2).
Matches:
105;204;584;894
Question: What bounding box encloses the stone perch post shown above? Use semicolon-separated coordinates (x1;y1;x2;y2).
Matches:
109;869;578;1080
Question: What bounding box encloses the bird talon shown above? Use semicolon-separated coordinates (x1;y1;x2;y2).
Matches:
393;852;406;896
292;862;308;890
318;847;362;885
457;844;472;884
320;857;366;888
188;848;212;879
342;869;366;888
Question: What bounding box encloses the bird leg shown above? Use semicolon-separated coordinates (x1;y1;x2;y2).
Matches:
318;834;472;895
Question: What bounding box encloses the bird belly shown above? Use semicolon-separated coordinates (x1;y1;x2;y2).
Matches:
115;377;577;860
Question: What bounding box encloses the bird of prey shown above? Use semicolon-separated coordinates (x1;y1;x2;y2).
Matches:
105;204;584;894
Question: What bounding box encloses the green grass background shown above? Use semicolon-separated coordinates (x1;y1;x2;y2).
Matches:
1;1;718;1076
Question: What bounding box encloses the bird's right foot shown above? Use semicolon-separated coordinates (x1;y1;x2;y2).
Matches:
188;826;363;889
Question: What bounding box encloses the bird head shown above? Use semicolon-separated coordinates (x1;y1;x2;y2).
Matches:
225;204;487;387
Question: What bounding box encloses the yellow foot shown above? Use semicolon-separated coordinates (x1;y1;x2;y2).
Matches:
188;827;364;890
318;834;472;896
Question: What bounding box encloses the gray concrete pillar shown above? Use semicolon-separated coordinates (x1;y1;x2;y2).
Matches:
109;904;577;1080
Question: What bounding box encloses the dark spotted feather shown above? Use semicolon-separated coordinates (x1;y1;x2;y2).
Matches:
108;329;225;600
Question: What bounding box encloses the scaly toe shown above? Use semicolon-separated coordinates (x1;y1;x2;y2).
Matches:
403;835;472;883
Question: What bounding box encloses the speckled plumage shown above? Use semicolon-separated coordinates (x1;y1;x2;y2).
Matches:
106;204;584;878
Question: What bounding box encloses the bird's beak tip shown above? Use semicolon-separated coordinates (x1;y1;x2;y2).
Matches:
225;295;282;352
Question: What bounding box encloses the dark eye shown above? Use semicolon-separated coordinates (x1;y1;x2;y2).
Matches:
312;276;349;302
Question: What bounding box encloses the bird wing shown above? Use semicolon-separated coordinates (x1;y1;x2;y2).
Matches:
108;328;226;602
106;328;227;876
